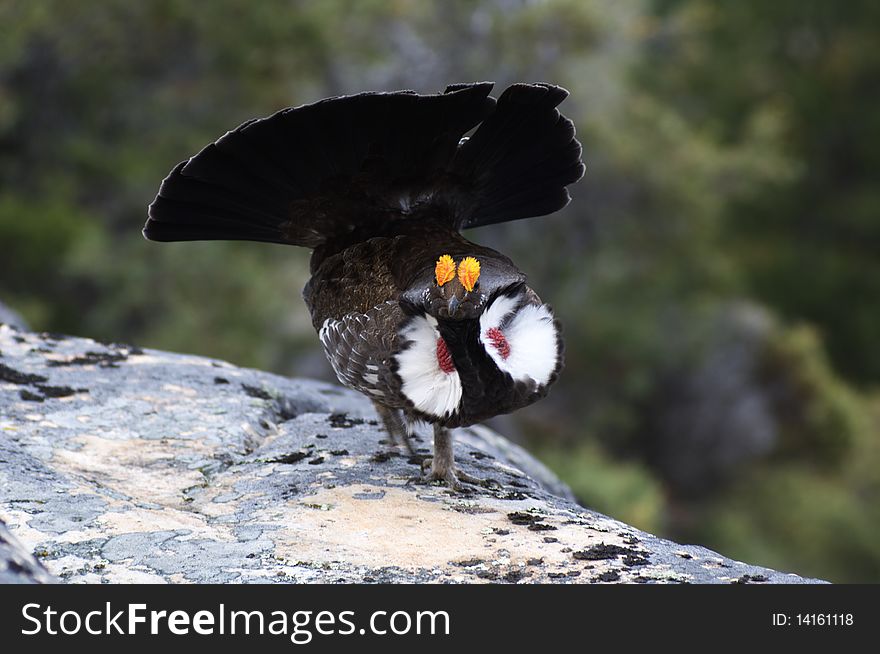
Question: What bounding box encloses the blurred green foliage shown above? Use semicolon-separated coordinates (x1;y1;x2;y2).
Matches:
1;0;878;582
642;0;880;383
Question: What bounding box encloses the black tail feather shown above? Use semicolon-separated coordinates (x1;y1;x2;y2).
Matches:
145;83;496;246
452;83;585;229
144;81;583;246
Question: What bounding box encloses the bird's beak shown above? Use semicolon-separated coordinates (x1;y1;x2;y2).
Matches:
447;295;460;316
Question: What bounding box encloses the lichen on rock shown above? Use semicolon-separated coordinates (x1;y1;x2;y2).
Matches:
0;324;823;584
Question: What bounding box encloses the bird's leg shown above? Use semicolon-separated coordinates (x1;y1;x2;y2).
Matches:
373;402;414;455
423;424;484;489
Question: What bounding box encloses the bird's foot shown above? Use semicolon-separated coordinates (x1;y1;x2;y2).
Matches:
421;457;487;491
420;424;500;491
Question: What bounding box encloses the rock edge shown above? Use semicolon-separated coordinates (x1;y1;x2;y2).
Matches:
0;324;824;584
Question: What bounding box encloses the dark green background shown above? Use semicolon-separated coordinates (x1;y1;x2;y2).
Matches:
2;0;878;582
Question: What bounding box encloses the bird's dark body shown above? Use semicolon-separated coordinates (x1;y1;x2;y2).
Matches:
304;219;550;427
144;81;583;485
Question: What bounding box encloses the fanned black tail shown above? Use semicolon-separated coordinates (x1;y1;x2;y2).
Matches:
144;82;583;246
451;83;585;229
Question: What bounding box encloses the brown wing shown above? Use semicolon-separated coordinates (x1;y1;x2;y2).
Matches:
318;300;406;408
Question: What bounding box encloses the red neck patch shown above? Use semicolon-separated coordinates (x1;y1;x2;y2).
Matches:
486;327;511;360
435;337;456;374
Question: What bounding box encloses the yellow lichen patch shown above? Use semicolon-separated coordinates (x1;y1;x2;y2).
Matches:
435;254;456;286
257;484;624;575
51;434;205;508
457;256;481;292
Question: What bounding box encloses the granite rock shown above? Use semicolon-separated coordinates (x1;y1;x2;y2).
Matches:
0;517;56;583
0;324;824;584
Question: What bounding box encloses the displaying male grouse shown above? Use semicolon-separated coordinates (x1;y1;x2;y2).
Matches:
144;82;584;489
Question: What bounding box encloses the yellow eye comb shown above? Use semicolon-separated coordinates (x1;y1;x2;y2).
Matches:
457;257;480;292
435;254;456;286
